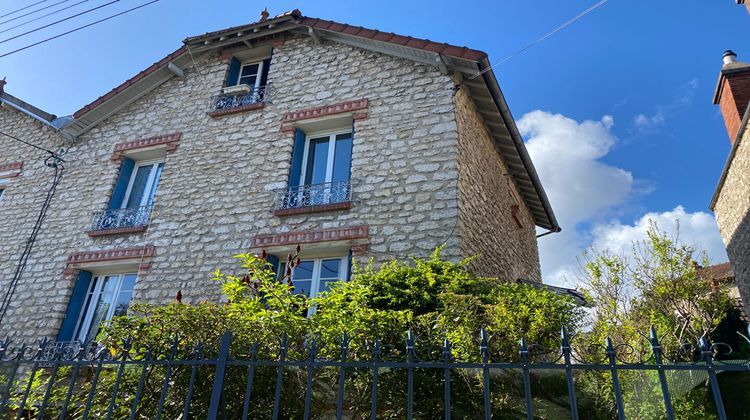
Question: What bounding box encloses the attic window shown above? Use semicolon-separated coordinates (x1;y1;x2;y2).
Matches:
209;56;272;117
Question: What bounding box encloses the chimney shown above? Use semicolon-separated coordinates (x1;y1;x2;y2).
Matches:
259;8;269;22
713;50;750;144
0;77;5;94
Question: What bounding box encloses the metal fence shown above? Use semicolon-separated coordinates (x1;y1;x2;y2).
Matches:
0;327;748;419
88;205;153;232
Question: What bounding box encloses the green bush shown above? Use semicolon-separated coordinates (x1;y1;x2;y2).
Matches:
9;248;584;418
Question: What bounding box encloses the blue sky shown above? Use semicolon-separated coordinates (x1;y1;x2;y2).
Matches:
0;0;744;284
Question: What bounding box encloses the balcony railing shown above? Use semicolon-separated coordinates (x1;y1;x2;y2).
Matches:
89;205;153;232
210;85;271;112
274;181;352;210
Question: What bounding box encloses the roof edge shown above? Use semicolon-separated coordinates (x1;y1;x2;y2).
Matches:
477;60;559;231
710;101;750;210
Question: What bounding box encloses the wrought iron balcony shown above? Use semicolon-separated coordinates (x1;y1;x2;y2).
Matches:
210;85;271;113
89;206;152;232
274;181;352;211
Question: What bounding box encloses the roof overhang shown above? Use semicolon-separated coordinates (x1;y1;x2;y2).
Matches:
65;11;559;230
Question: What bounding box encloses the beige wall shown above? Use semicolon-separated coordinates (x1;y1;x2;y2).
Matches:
0;36;466;340
0;107;67;335
713;123;750;316
454;88;541;281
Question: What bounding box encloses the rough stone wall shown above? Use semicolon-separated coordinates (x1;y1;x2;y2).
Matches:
454;88;541;281
0;107;67;336
714;124;750;316
0;35;463;341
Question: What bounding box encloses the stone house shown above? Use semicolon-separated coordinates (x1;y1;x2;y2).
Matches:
711;50;750;317
0;10;558;343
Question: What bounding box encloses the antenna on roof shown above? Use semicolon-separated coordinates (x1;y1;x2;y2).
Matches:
259;7;269;22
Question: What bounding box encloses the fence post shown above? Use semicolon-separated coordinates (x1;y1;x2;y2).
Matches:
519;338;533;420
271;334;288;420
370;340;380;420
700;337;727;420
480;328;491;420
0;337;18;418
649;326;674;420
303;339;316;420
336;333;349;420
208;332;232;420
443;338;451;420
406;330;415;419
561;326;579;420
605;337;625;420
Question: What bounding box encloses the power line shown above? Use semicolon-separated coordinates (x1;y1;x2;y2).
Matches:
469;0;610;80
0;130;65;160
0;0;73;27
0;0;158;59
0;0;91;35
0;0;49;20
0;0;120;45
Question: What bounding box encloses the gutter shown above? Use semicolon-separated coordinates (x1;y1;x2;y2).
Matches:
0;95;76;142
477;58;561;232
710;101;750;210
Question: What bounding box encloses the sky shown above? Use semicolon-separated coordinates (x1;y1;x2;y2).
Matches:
0;0;745;286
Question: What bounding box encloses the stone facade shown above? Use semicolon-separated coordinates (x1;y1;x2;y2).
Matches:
454;89;540;280
0;30;546;341
712;124;750;316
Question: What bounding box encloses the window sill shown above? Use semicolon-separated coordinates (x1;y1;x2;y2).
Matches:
273;201;352;217
208;102;266;118
87;225;148;237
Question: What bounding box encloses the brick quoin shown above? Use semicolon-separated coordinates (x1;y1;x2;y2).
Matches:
717;71;750;143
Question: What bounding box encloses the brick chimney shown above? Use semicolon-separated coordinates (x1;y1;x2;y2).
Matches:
713;50;750;144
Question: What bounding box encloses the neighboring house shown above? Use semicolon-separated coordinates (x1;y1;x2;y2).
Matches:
711;49;750;317
696;262;747;320
0;9;558;343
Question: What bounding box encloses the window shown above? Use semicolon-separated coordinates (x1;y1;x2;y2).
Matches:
73;273;137;343
237;62;264;90
120;160;163;209
300;131;353;187
279;257;349;303
90;158;163;232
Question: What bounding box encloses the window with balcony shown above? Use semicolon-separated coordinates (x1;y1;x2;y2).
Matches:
275;129;353;214
210;56;271;115
90;158;163;234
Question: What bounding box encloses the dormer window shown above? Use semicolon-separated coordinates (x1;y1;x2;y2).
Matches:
210;56;271;115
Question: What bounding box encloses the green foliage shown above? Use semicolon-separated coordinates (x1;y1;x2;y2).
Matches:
10;247;583;418
576;221;736;419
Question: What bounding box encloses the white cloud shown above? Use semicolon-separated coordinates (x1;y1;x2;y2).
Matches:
590;206;728;263
519;111;635;285
630;78;699;135
519;111;728;287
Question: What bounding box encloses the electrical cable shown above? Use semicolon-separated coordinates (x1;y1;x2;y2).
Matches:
0;0;49;20
0;0;158;58
0;156;64;326
0;130;65;161
469;0;610;80
0;0;73;27
0;0;120;45
0;0;91;35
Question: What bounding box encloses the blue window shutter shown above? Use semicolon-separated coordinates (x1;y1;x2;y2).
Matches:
288;128;306;186
347;250;353;282
260;57;271;87
57;270;93;341
108;158;134;209
226;57;241;86
267;254;280;279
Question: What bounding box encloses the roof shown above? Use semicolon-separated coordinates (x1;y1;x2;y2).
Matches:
64;9;559;231
0;90;74;134
697;262;734;283
517;279;588;306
